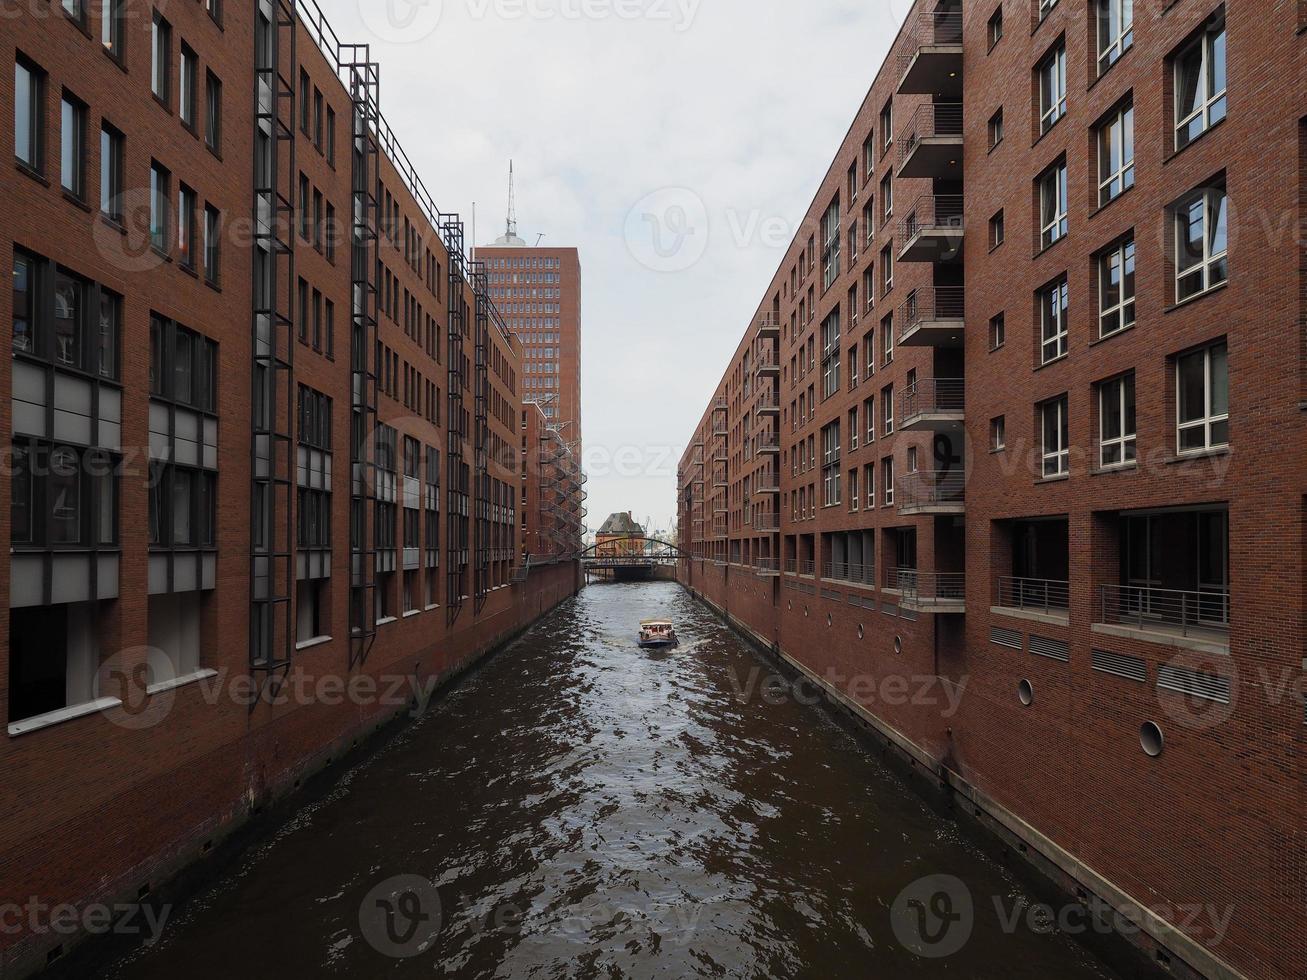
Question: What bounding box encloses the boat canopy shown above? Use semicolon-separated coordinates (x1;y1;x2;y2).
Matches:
640;620;673;627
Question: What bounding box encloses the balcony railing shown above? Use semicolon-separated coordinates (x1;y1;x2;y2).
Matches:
754;350;780;374
753;511;780;532
901;378;965;426
753;557;781;576
823;562;877;586
897;469;965;514
898;8;964;96
1099;585;1230;640
898;103;964;174
784;559;816;576
899;194;965;261
753;475;780;492
755;435;780;454
997;576;1070;614
887;568;966;605
757;312;781;335
754;390;780;412
898;286;966;344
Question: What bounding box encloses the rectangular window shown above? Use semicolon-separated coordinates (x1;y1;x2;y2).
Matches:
988;108;1004;149
1176;341;1229;454
99;123;122;220
821;421;841;506
862;133;875;178
880;100;892;153
1097;0;1134;74
991;416;1006;451
989;312;1006;350
821;198;841;291
299;173;310;240
177;184;196;268
1175;184;1228;302
989;210;1005;248
1098;236;1135;337
313;88;323;148
881;244;893;294
1099;373;1136;467
14;58;45;173
60;94;85;198
988;6;1003;48
881;312;894;366
1039;276;1069;363
820;310;841;398
880;173;893;222
1041;396;1070;477
102;0;124;57
203;205;221;284
1039;161;1068;248
1097;101;1134;206
205;71;222;151
299;69;310;134
1174;15;1226;150
881;384;894;436
149;162;170;252
1039;42;1067;134
152;12;171;104
150;315;216;411
180;44;197;128
883;457;894;506
326;106;336;165
864;396;875;444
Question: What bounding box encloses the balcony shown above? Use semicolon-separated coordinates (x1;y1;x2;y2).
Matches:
897;469;965;516
886;567;966;613
822;562;877;587
753;557;781;577
898;287;965;347
1097;585;1230;650
899;195;964;264
754;476;780;494
755;392;781;416
995;576;1070;623
901;379;965;431
757;312;781;337
754;351;780;376
755;435;780;455
897;103;963;179
711;421;728;437
897;7;963;97
784;559;816;577
753;511;780;533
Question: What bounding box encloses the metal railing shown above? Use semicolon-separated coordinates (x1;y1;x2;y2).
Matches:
899;194;965;244
901;378;965;421
754;390;780;411
899;286;965;339
754;350;779;372
784;559;816;576
753;511;780;532
753;557;781;574
997;576;1070;613
753;475;781;492
904;7;963;49
1099;585;1230;638
897;469;966;511
887;568;966;604
755;435;780;453
898;103;963;165
823;562;877;586
757;311;781;334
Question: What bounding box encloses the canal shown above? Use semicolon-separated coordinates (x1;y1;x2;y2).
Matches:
102;581;1132;979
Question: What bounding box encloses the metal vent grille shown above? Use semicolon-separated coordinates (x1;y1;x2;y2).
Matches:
990;627;1022;650
1029;635;1069;662
822;588;843;601
1091;649;1146;683
1157;665;1231;704
881;602;899;617
900;607;919;622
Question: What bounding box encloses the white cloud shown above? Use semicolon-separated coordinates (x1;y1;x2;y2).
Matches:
314;0;901;532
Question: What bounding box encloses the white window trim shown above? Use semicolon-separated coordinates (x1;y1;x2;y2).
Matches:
1097;104;1134;206
1039;45;1067;133
1098;238;1135;338
1040;164;1068;248
1174;187;1228;302
1099;376;1136;468
1042;398;1070;477
1174;22;1227;149
1176;344;1229;455
1097;0;1134;74
1040;279;1069;364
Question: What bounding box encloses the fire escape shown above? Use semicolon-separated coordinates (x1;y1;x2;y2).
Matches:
249;0;297;671
443;217;470;624
472;261;492;613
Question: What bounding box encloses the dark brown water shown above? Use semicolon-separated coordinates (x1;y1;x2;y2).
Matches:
104;581;1129;979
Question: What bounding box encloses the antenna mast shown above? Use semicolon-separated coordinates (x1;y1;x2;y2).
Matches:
506;160;517;240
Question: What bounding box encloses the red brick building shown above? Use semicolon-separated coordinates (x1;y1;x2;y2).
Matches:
678;2;1305;978
0;2;580;973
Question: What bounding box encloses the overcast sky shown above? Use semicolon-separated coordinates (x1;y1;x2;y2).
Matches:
317;0;903;536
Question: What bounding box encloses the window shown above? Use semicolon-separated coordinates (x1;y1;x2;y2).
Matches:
313;88;323;149
821;198;841;291
1099;373;1136;467
1039;0;1059;20
149;463;215;549
1040;397;1070;477
178;184;196;268
821;421;841;506
879;100;892;153
820;310;841;398
988;6;1003;49
102;0;124;58
1175;184;1228;302
12;254;121;379
203;205;221;284
1097;0;1133;73
180;45;197;128
205;72;222;151
206;0;222;23
881;384;894;436
1039;276;1069;363
299;173;310;240
99;123;123;220
62;0;86;26
880;173;893;221
299;69;310;134
326;106;336;165
1097;101;1134;206
150;315;216;412
989;210;1005;248
882;457;894;506
881;312;894;366
60;94;85;198
1098;237;1135;337
150;162;170;252
14;58;45;173
1176;341;1228;454
991;416;1006;451
880;244;894;294
1039;161;1068;249
152;12;171;103
862;133;875;178
989;312;1006;350
11;443;118;548
326;203;336;261
1038;42;1067;133
849;407;859;450
988;108;1004;150
1174;15;1226;150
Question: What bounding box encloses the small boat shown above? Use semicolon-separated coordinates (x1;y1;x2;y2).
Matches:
638;619;679;649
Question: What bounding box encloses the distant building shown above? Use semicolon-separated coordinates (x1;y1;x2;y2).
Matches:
595;513;646;558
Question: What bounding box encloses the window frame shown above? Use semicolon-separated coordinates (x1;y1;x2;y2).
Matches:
1174;185;1228;303
151;11;171;105
1173;15;1227;151
59;92;86;199
1097;236;1136;338
1038;42;1067;134
1097;100;1135;207
1040;396;1070;478
1175;341;1229;455
1039;276;1069;364
1098;372;1137;468
1097;0;1134;75
14;56;46;175
1039;160;1068;249
99;122;123;221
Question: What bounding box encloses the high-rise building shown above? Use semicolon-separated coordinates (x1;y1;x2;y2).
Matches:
678;3;1305;979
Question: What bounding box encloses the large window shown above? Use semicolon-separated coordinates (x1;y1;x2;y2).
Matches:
11;443;118;547
821;421;841;507
1099;373;1136;468
100;123;123;220
821;199;841;291
151;12;171;104
1039;276;1069;363
1175;185;1227;302
180;44;197;129
1038;42;1067;134
297;386;332;550
203;205;221;284
178;184;196;269
1097;0;1133;74
205;71;222;151
149;463;216;548
102;0;124;58
1097;101;1134;206
1040;396;1070;477
1176;341;1228;454
1098;237;1135;338
14;57;45;173
820;310;841;398
150;162;170;253
12;252;120;380
1039;161;1068;248
1174;14;1226;150
150;315;217;412
60;94;85;198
